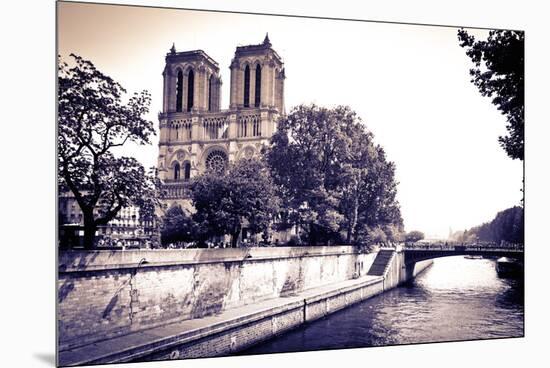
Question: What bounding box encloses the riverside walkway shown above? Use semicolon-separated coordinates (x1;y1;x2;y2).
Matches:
60;243;505;366
59;274;383;366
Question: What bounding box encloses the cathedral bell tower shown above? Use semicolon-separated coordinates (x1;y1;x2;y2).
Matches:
229;34;285;113
162;46;222;114
157;35;285;208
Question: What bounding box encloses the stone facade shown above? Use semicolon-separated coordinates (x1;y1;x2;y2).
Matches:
157;35;285;208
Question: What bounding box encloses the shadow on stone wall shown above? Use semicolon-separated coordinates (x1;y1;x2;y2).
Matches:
58;280;74;303
58;248;370;350
59;250;102;272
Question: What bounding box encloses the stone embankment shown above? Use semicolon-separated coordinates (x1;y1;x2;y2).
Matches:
58;246;432;366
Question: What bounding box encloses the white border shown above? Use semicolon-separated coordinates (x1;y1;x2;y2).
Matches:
1;1;547;367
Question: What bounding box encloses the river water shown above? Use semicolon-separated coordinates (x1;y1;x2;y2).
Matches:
242;256;524;355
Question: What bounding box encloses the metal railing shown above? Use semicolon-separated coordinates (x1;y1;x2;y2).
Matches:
403;242;524;252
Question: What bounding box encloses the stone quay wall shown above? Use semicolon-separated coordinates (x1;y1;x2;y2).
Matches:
383;250;434;290
134;277;386;364
58;246;377;350
146;257;435;363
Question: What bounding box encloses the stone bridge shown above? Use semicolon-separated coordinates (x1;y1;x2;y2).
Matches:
367;243;523;286
403;243;524;265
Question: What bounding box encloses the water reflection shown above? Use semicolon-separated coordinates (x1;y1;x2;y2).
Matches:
242;256;524;354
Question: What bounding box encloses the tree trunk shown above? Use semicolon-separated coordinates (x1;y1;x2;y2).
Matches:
83;218;97;250
346;196;359;244
308;222;316;246
346;179;359;244
231;224;241;248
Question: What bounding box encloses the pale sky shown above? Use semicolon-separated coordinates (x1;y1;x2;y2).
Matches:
57;2;523;238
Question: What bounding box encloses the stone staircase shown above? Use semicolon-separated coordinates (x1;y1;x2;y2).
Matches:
367;249;395;276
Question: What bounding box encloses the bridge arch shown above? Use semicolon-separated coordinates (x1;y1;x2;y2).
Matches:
403;247;524;266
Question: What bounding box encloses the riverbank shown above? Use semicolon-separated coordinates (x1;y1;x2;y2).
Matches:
244;257;522;355
58;248;433;366
59;274;384;365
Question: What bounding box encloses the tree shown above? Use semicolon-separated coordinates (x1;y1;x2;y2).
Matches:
160;204;197;246
267;104;403;245
267;105;353;245
477;206;523;244
355;225;387;246
462;206;523;245
58;54;158;249
191;158;280;248
354;145;403;242
405;230;425;243
458;29;524;160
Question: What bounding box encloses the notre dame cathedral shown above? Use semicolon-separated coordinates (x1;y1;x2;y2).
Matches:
157;34;285;208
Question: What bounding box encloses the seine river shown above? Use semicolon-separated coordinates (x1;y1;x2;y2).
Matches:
242;256;524;355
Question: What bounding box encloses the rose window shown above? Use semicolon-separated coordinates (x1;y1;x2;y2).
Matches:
243;146;255;159
205;150;228;173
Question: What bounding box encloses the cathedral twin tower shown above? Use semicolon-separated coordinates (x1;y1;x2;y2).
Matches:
157;34;285;202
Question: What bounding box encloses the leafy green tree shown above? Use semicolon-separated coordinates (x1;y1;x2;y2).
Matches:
405;230;425;242
476;206;523;244
267;105;353;244
339;130;402;244
160;204;197;246
58;54;159;249
383;224;403;243
191;158;280;248
462;206;523;245
267;104;403;245
339;127;373;243
355;146;403;240
356;225;387;245
458;29;524;160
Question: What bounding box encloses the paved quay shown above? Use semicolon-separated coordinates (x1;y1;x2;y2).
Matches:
59;274;383;366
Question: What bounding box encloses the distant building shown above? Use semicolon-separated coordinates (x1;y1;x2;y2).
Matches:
58;192;155;247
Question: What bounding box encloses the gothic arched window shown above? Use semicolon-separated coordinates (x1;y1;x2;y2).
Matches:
187;69;194;112
243;65;250;108
208;75;213;111
176;71;183;112
255;65;261;107
184;162;191;181
174;163;180;180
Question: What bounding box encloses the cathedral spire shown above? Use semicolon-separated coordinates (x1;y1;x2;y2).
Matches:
263;33;271;47
170;43;176;55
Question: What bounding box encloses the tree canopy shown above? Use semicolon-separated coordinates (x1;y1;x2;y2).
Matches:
267;104;403;246
451;206;523;245
160;204;197;246
458;29;524;160
58;54;159;248
405;230;425;243
473;206;524;244
191;157;280;247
